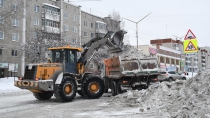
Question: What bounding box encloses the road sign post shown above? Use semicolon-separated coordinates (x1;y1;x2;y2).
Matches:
183;29;198;76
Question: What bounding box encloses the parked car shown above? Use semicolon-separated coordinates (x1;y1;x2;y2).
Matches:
158;71;186;82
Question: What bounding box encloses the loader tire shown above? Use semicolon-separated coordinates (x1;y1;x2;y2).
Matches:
82;75;105;99
54;76;77;102
33;91;53;100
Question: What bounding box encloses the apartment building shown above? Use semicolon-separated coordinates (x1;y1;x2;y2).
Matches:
0;0;120;77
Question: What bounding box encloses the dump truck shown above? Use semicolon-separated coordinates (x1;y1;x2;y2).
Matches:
14;30;126;102
102;56;160;96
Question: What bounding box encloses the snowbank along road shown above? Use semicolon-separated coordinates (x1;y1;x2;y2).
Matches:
0;69;210;118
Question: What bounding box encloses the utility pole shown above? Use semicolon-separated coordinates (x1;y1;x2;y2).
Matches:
124;12;152;49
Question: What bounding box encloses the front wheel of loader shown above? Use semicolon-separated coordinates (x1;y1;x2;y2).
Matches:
54;76;77;102
82;75;105;99
33;91;53;100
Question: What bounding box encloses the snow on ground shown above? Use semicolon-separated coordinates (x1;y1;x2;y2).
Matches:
0;77;28;96
0;70;210;117
107;70;210;118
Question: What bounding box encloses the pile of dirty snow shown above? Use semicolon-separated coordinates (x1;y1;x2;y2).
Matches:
108;70;210;118
110;45;146;59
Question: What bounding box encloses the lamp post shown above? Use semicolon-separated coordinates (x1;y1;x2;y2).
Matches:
123;12;152;49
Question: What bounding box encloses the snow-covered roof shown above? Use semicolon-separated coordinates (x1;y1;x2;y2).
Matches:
159;46;181;54
43;3;60;9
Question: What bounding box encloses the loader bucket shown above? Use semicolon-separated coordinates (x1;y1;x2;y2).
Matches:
106;30;126;53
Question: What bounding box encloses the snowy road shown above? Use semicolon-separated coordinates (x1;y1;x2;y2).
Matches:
0;92;156;118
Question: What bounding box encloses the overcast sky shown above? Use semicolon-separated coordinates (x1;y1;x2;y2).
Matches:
70;0;210;47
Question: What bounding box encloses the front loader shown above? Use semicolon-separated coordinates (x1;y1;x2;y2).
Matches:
14;30;126;102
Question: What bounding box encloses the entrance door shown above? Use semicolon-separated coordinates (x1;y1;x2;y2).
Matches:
0;69;4;78
65;50;77;74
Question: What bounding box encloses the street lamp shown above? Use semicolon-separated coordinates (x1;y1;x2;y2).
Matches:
124;12;152;49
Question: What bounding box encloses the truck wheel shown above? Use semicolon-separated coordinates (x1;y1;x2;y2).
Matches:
77;90;84;97
117;82;125;94
111;81;117;96
82;75;105;99
54;76;77;102
33;91;53;100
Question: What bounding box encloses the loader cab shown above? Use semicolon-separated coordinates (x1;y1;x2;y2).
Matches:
48;46;82;74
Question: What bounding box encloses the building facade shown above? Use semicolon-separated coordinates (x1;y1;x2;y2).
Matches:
0;0;120;77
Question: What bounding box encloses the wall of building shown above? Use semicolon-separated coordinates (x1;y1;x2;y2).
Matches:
0;0;120;77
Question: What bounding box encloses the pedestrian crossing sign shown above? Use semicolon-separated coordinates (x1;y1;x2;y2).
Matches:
184;39;198;53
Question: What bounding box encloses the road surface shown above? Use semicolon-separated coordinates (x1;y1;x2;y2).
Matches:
0;91;159;118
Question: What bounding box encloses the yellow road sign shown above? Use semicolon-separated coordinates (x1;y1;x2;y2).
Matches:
184;39;198;53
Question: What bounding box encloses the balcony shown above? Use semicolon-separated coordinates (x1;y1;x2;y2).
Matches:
42;12;60;22
185;60;191;63
42;26;60;34
201;53;205;57
193;65;198;68
202;59;206;61
202;63;206;66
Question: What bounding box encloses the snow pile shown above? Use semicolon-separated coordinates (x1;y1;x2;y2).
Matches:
111;45;146;59
108;70;210;118
0;77;28;96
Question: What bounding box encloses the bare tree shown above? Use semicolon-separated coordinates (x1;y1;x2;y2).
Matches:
0;0;25;31
108;10;130;45
17;29;71;63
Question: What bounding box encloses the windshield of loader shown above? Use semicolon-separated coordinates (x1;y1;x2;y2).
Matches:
51;50;64;63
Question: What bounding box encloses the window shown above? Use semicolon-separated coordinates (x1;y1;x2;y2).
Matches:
64;12;68;19
73;26;77;33
12;19;19;26
168;71;175;74
72;39;77;44
45;5;59;15
0;16;4;24
64;36;69;42
84;21;87;26
73;15;77;21
0;49;2;55
84;32;87;37
160;57;164;63
12;33;19;42
0;0;4;7
33;32;37;38
34;19;39;26
166;58;169;64
91;23;94;28
13;3;18;11
0;31;4;39
12;50;17;56
64;24;69;31
91;33;94;38
35;5;40;12
42;19;59;28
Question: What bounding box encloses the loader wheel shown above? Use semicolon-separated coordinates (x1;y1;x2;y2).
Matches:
82;75;105;99
33;91;53;100
54;76;77;102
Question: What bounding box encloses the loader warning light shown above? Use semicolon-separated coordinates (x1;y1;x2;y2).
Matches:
35;77;39;81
